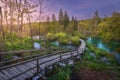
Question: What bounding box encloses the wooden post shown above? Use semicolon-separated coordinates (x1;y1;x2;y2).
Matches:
37;59;40;74
71;51;73;59
60;52;62;62
77;49;79;55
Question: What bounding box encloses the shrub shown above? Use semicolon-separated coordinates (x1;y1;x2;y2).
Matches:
47;67;71;80
71;36;80;46
59;37;69;45
55;32;67;39
46;33;56;41
55;32;70;45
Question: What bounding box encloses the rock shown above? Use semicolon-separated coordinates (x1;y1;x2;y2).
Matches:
89;52;96;58
33;42;41;49
59;62;66;67
32;75;39;80
76;55;82;60
114;53;120;63
68;59;74;65
100;57;109;64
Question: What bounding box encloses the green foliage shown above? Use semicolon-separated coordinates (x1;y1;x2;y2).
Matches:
98;12;120;40
55;32;67;39
55;32;69;45
46;33;56;41
86;42;109;58
75;61;106;71
4;54;13;60
87;62;105;71
83;50;95;61
72;31;82;38
71;36;80;46
59;37;69;45
47;67;71;80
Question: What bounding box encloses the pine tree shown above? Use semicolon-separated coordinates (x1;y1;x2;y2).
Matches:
52;13;56;22
58;8;63;25
93;10;101;27
92;10;101;36
63;11;69;30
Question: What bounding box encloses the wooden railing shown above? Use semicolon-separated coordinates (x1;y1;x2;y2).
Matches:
0;48;83;80
0;48;68;66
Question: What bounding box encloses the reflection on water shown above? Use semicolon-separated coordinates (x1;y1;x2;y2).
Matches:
51;41;59;46
87;37;110;52
50;41;77;49
97;42;110;52
87;37;120;53
87;37;120;62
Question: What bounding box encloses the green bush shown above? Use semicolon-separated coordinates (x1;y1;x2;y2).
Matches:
71;36;80;46
88;62;105;71
46;33;56;41
59;37;69;45
55;32;67;39
55;32;70;45
47;67;71;80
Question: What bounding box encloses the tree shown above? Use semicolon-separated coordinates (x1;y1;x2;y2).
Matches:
38;0;43;40
63;11;69;30
24;0;38;48
0;6;5;52
52;13;56;22
51;14;57;33
58;8;63;25
93;10;101;27
92;10;101;36
46;15;50;32
98;12;120;40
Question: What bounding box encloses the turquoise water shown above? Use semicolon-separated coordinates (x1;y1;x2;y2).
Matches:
86;37;120;53
87;37;120;62
50;41;77;49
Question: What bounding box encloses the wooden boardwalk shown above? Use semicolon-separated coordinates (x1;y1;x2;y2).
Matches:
0;39;86;80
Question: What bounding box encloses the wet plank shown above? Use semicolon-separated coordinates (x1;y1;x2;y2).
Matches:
0;72;8;80
1;70;13;78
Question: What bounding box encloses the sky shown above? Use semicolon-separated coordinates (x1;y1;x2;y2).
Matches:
26;0;120;20
0;0;120;21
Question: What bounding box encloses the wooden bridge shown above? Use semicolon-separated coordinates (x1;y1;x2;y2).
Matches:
0;39;85;80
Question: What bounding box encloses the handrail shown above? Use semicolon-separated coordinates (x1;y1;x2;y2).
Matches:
0;49;78;70
8;49;81;80
0;48;72;66
0;48;55;55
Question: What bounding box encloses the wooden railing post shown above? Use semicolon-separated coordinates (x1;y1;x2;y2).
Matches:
77;49;79;56
71;51;73;59
37;59;40;74
60;52;62;62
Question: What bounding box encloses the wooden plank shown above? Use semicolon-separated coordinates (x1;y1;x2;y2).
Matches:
16;65;32;78
7;68;24;80
0;72;8;80
15;66;28;79
30;61;37;65
26;63;36;68
12;77;23;80
1;70;13;78
11;67;26;79
20;65;33;76
24;64;35;74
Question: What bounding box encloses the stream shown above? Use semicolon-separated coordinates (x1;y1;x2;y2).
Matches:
86;37;120;62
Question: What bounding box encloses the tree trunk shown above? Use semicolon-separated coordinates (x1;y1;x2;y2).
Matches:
0;6;5;52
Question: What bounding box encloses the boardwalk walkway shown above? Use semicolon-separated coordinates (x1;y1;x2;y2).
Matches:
0;39;86;80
